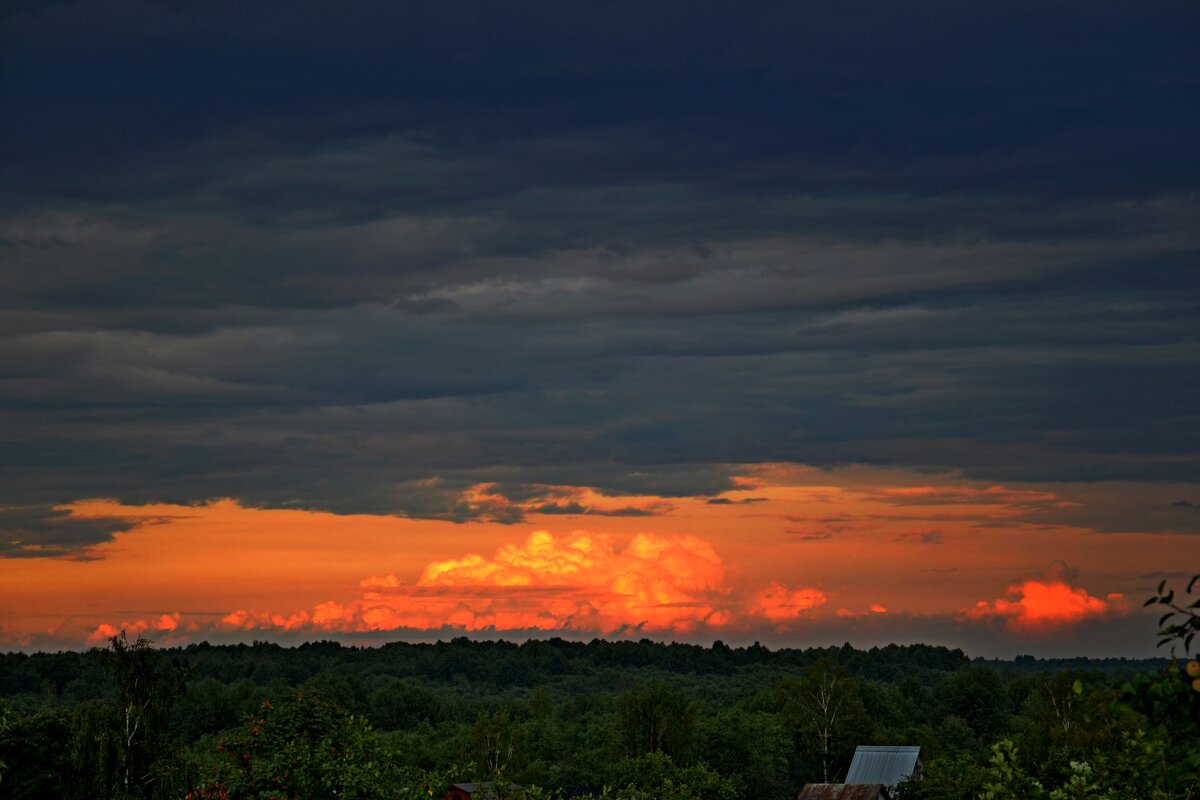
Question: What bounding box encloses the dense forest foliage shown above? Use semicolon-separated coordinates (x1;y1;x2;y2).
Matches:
1;577;1196;800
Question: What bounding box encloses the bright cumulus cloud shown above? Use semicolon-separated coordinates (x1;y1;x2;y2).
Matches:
221;530;736;636
966;580;1127;632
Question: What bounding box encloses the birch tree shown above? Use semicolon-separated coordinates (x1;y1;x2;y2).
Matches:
783;660;871;782
70;632;189;799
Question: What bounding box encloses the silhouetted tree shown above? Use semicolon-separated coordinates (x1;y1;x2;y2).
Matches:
70;632;191;799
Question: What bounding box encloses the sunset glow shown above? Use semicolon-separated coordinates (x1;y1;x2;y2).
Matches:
1;465;1191;656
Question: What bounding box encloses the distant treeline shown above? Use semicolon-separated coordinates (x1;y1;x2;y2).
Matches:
0;635;1195;800
0;637;1165;703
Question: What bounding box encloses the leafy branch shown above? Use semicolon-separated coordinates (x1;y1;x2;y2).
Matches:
1143;574;1200;657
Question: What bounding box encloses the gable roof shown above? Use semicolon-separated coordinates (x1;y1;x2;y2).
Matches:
797;784;890;800
844;745;921;787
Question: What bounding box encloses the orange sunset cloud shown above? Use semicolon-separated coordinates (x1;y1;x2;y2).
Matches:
966;579;1128;632
88;612;183;644
222;530;736;636
749;582;828;626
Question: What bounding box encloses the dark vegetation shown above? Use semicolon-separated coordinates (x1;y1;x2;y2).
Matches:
0;576;1196;800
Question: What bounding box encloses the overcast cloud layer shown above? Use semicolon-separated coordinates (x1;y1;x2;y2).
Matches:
1;1;1198;555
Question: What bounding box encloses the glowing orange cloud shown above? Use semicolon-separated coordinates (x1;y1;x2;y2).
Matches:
966;580;1127;632
220;609;311;631
222;530;734;636
88;612;181;644
749;582;827;626
835;604;887;618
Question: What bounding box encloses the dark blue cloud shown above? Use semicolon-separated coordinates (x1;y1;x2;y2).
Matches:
0;504;142;557
0;1;1197;551
4;1;1197;198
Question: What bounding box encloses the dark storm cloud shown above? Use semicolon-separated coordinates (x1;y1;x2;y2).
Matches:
0;505;143;558
530;503;659;518
1;1;1197;553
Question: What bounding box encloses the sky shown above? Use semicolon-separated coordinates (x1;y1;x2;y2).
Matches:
0;1;1197;657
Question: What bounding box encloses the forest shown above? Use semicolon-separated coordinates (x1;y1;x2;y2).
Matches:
0;577;1196;800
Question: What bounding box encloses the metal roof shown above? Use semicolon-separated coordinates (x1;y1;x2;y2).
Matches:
797;784;889;800
844;745;921;787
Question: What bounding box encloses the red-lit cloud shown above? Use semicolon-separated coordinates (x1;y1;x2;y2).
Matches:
835;604;887;618
217;530;838;637
748;582;827;625
222;530;734;636
88;612;181;644
966;579;1127;632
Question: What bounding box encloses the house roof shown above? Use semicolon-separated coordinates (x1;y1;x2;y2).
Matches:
844;746;921;787
797;784;890;800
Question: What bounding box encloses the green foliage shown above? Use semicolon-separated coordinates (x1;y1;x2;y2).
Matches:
978;740;1044;800
1046;760;1105;800
192;688;415;799
619;684;696;763
1087;728;1174;800
1118;573;1200;798
472;709;526;773
1144;573;1200;657
1018;670;1152;790
609;752;737;800
369;680;445;730
172;677;265;741
893;751;986;800
696;709;789;799
937;667;1009;743
1018;670;1086;771
0;706;74;799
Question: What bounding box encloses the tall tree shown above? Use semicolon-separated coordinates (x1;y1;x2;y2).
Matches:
783;660;872;782
472;709;526;773
70;632;189;800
